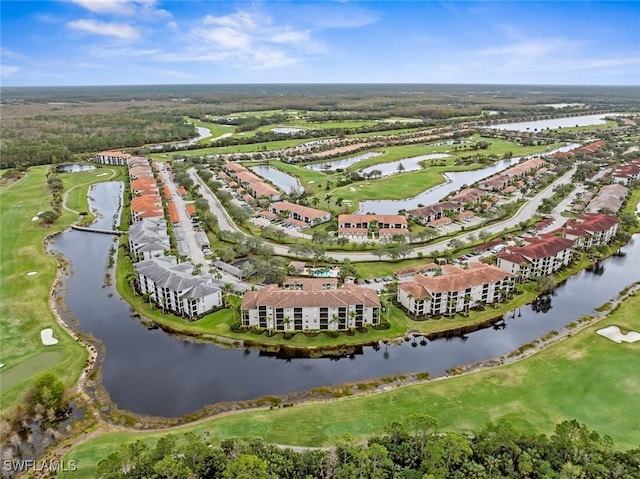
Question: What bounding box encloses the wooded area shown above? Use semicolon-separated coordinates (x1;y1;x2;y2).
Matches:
93;417;640;479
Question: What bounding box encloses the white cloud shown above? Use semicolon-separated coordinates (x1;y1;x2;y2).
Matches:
68;0;136;15
189;10;323;70
67;0;171;19
0;65;20;77
66;19;140;40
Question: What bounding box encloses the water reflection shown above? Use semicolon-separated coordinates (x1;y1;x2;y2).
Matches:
360;153;450;177
305;152;382;171
487;113;621;132
250;165;303;194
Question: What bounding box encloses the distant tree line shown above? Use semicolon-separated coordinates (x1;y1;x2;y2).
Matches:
0;111;195;169
92;416;640;478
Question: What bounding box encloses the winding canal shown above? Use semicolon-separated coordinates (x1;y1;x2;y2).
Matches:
50;181;640;418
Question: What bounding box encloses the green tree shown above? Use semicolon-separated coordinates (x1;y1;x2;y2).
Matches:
223;454;269;479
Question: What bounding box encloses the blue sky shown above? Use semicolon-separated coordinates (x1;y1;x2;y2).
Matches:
1;1;638;86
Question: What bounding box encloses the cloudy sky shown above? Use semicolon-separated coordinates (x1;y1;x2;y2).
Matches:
1;0;638;86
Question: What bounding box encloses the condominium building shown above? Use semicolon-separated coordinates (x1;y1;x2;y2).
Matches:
241;279;380;330
134;256;222;319
497;236;574;280
397;263;515;318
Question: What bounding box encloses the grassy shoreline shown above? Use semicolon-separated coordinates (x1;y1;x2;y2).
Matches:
58;288;640;478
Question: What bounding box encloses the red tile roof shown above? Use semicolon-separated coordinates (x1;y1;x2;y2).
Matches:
398;263;514;298
504;236;574;260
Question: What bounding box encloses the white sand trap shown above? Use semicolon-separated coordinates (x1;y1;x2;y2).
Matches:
0;364;4;369
96;172;108;177
32;216;39;221
597;326;640;344
41;328;59;346
27;271;38;276
307;181;314;184
349;187;356;191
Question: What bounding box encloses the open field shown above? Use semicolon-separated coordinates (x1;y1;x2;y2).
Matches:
61;291;640;478
0;166;122;415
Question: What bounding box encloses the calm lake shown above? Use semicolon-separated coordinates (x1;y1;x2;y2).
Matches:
487;114;620;132
50;181;640;417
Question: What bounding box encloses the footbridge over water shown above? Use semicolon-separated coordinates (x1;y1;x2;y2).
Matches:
70;225;125;236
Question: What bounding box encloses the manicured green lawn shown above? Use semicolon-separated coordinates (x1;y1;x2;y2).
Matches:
61;291;640;478
0;166;122;415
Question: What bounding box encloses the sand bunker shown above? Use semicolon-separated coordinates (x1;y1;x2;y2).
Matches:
596;326;640;344
96;173;108;177
27;271;38;276
32;216;39;221
40;328;59;346
0;364;4;369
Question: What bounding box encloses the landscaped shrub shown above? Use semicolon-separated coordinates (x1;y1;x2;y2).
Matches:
323;330;340;339
373;321;391;330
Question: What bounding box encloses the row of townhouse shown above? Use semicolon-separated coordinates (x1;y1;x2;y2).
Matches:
406;187;495;226
337;214;409;241
241;278;380;330
587;184;629;214
478;158;546;191
407;201;464;224
127;156;165;222
222;162;281;200
397;263;515;317
134;256;222;319
268;201;331;227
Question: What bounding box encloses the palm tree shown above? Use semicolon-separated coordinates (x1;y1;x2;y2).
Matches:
349;310;357;328
330;314;340;330
463;294;473;316
447;297;457;318
282;316;291;331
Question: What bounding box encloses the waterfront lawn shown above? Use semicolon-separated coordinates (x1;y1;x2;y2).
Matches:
61;291;640;479
0;167;125;414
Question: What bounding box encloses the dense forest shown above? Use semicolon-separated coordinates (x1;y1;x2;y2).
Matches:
3;84;639;169
91;417;639;478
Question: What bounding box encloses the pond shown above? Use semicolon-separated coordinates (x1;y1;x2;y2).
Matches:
487;113;620;132
50;181;640;418
305;152;382;171
250;165;303;194
360;153;450;178
272;127;305;134
357;144;579;214
56;164;97;173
